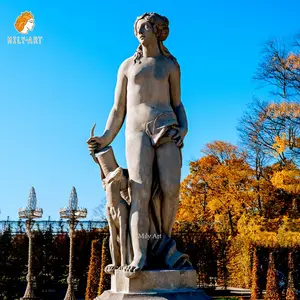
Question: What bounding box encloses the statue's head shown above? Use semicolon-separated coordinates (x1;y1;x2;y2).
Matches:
133;12;179;68
14;11;34;34
134;12;169;46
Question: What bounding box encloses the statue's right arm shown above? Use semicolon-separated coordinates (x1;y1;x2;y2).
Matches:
102;59;129;145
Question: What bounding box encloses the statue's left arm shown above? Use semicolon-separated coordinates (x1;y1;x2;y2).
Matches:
169;62;188;147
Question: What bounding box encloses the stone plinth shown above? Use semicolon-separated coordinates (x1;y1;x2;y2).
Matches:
95;289;211;299
112;270;196;293
95;270;211;300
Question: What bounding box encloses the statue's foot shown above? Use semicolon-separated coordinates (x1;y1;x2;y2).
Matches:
123;264;141;279
118;265;128;270
123;257;145;278
104;264;119;274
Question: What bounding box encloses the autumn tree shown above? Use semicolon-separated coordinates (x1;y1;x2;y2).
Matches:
254;40;298;100
178;155;212;225
177;141;256;288
238;106;268;214
286;35;300;96
238;99;300;217
240;36;300;170
177;31;300;293
271;161;300;216
239;100;300;164
178;141;254;235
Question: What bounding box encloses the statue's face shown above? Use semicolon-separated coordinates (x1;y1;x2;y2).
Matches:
136;19;156;46
26;18;35;31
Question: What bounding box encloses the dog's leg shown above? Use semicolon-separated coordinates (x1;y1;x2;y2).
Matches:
105;210;120;275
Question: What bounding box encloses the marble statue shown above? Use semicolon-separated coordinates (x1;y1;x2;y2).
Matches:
87;12;191;279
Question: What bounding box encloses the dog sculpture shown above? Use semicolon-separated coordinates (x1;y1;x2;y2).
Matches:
94;145;130;274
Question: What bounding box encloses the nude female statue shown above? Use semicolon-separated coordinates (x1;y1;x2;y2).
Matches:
87;12;189;278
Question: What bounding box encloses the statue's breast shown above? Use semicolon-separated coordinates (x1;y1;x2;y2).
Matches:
130;61;168;84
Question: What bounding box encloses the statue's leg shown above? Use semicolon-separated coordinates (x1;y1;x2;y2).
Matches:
127;231;133;265
156;142;181;237
124;131;154;277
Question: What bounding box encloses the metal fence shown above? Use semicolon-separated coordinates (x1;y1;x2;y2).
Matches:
0;218;226;235
0;218;108;235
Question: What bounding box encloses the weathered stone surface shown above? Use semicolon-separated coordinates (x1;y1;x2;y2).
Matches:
111;270;197;293
94;270;211;299
95;289;211;300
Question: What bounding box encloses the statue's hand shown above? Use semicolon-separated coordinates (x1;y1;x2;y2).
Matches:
86;136;109;153
172;127;187;148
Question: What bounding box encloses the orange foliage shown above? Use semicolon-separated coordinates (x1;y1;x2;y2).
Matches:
252;101;300;161
266;102;300;120
271;163;300;194
177;141;255;235
287;53;300;70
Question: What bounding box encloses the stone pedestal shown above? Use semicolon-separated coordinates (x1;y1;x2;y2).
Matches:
95;270;211;300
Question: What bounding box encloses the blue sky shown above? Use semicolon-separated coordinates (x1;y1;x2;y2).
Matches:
0;0;299;220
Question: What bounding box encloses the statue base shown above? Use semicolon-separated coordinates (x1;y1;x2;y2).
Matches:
95;269;211;300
